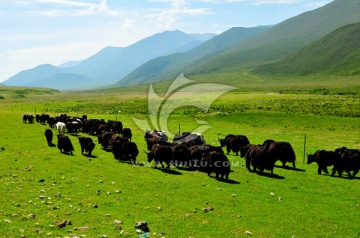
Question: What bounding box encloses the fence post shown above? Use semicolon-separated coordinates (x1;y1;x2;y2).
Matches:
303;134;307;164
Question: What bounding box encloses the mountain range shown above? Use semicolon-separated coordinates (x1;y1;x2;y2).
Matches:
117;0;360;86
3;31;215;90
3;0;360;90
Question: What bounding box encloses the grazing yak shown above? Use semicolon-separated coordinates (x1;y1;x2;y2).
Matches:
82;119;106;135
122;128;133;141
173;132;205;147
55;122;66;135
219;134;250;155
107;120;123;134
201;151;231;180
78;137;95;156
57;134;74;155
334;147;360;178
189;144;224;167
98;131;115;149
66;119;82;135
45;129;53;146
112;139;139;163
39;114;50;125
22;114;34;124
145;130;168;141
307;150;340;175
144;130;168;150
240;144;276;174
146;144;173;170
262;139;296;168
171;143;192;167
146;137;170;151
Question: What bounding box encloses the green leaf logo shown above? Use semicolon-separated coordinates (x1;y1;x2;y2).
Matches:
133;73;236;138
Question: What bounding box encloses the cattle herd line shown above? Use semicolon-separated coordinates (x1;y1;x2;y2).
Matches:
22;113;360;180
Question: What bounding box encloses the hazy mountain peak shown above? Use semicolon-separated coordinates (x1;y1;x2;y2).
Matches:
3;30;214;90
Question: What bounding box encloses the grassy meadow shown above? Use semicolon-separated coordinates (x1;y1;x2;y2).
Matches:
0;78;359;238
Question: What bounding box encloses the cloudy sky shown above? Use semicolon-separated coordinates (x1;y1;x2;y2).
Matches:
0;0;332;82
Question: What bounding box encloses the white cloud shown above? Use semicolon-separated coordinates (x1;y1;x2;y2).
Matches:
34;0;97;7
198;0;245;2
156;0;212;28
304;1;332;8
122;18;133;32
33;0;119;16
254;0;297;4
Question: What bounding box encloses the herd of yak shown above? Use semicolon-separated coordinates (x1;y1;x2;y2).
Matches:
22;113;360;180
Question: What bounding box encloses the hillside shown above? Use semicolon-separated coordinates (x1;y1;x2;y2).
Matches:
4;64;64;86
117;26;270;86
27;73;97;91
254;23;360;76
66;30;214;82
3;30;214;90
118;0;360;85
195;0;360;74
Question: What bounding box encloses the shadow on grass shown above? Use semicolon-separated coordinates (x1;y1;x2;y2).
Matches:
322;173;360;180
60;152;75;156
83;154;98;159
177;166;198;172
214;177;240;184
151;167;182;175
274;165;306;172
252;171;285;179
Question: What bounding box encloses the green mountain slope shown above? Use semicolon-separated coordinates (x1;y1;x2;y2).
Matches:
254;23;360;76
117;26;270;86
194;0;360;74
119;0;360;86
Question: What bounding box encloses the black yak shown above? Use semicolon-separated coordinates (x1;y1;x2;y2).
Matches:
262;139;296;168
307;150;340;175
57;134;74;155
45;129;53;146
78;137;95;156
334;147;360;178
122;128;132;141
171;143;191;167
146;144;173;170
112;139;139;164
174;132;205;147
201;151;231;180
241;144;275;174
219;134;250;155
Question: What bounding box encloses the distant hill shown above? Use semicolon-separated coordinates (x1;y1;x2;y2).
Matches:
3;30;215;90
58;60;82;68
4;64;64;86
254;23;360;76
66;30;215;83
118;0;360;85
117;26;270;86
26;73;97;91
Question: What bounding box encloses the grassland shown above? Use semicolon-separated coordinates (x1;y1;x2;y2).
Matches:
0;78;359;238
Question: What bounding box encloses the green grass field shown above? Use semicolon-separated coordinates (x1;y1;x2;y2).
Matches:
0;81;359;237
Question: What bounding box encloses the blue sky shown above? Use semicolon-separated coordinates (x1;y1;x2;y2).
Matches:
0;0;333;82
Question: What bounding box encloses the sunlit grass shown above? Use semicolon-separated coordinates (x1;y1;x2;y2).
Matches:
0;80;359;237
